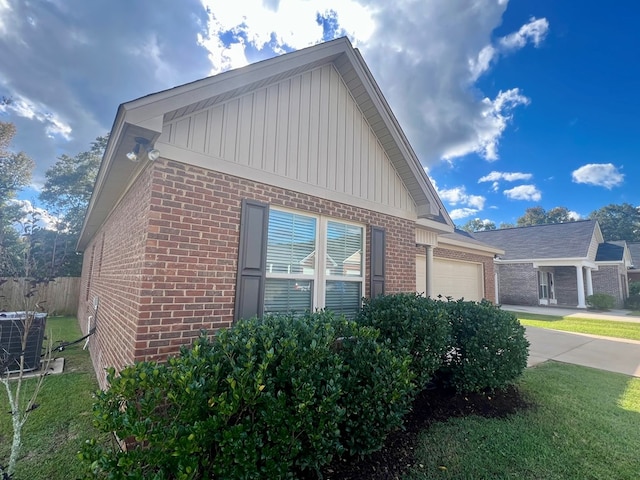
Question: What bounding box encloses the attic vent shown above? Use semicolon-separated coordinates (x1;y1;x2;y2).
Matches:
0;312;47;374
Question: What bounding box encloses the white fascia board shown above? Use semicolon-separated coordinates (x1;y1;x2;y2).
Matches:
416;217;454;235
524;258;598;269
438;236;504;256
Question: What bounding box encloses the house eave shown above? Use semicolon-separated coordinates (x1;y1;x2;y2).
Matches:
437;236;504;256
495;257;598;269
77;112;162;251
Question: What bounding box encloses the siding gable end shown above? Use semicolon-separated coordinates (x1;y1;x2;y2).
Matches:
160;64;417;215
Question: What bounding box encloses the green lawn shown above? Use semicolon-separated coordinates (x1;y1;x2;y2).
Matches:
509;312;640;341
409;362;640;479
0;316;108;480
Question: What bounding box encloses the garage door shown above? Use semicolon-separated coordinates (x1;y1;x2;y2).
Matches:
416;255;483;301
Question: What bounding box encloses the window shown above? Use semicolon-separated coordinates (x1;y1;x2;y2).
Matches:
264;209;364;317
538;271;555;300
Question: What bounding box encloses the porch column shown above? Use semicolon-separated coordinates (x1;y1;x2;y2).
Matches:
576;266;586;308
425;245;433;297
585;268;594;296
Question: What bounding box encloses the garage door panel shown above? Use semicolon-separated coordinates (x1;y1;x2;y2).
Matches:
416;255;483;301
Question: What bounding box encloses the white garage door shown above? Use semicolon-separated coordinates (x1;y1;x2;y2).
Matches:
416;255;483;301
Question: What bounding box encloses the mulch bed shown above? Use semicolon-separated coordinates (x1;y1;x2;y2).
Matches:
308;384;532;479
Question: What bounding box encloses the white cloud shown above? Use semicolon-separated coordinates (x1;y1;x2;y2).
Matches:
10;199;59;231
478;171;533;183
499;17;549;50
431;180;486;220
568;210;581;220
503;184;542;201
479;170;533;191
469;17;549;80
0;94;72;140
449;208;480;220
440;88;530;161
571;163;624;189
197;0;375;74
436;186;485;210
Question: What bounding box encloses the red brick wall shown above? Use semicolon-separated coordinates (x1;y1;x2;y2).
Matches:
432;246;497;302
78;167;152;387
80;159;417;387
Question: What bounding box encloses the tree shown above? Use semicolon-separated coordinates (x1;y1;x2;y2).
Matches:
546;207;576;225
39;135;107;236
589;203;640;242
0;122;34;277
37;135;107;277
0;122;34;200
516;206;548;227
459;218;497;232
516;206;576;227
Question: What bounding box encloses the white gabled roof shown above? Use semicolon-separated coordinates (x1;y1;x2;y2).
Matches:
78;37;453;250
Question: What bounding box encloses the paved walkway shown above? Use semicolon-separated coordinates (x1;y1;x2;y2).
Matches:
503;305;640;377
502;304;640;323
525;327;640;377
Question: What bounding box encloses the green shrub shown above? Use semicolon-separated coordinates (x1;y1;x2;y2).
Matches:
438;299;529;393
82;311;418;479
333;319;415;456
80;354;213;479
625;294;640;310
356;293;451;389
629;281;640;296
82;313;346;479
586;293;616;310
222;311;345;477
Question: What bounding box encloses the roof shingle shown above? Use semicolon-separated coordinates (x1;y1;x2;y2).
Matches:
471;220;597;260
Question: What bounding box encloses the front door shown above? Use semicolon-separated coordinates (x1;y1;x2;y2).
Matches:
538;271;556;305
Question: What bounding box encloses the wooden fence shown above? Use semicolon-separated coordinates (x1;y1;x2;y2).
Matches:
0;277;80;316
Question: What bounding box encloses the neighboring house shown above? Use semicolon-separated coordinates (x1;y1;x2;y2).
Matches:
76;37;496;388
626;243;640;283
472;220;632;309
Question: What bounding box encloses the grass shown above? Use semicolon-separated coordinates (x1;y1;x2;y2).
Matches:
0;316;108;480
509;312;640;341
408;362;640;479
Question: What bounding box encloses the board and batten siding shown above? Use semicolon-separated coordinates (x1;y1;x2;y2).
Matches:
587;234;601;261
159;64;417;215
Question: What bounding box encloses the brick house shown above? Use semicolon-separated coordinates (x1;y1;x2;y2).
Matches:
627;243;640;283
77;37;498;388
472;220;632;309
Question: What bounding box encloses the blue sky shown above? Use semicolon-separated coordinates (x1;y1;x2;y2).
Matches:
0;0;637;228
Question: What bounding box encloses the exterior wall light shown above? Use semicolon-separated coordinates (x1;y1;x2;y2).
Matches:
126;137;160;162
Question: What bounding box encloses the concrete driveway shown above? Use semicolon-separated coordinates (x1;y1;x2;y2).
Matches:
525;327;640;377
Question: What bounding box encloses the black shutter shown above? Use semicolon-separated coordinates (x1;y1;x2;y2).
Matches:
370;226;386;298
235;199;269;322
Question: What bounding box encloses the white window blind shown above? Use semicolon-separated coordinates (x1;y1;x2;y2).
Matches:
265;209;364;317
